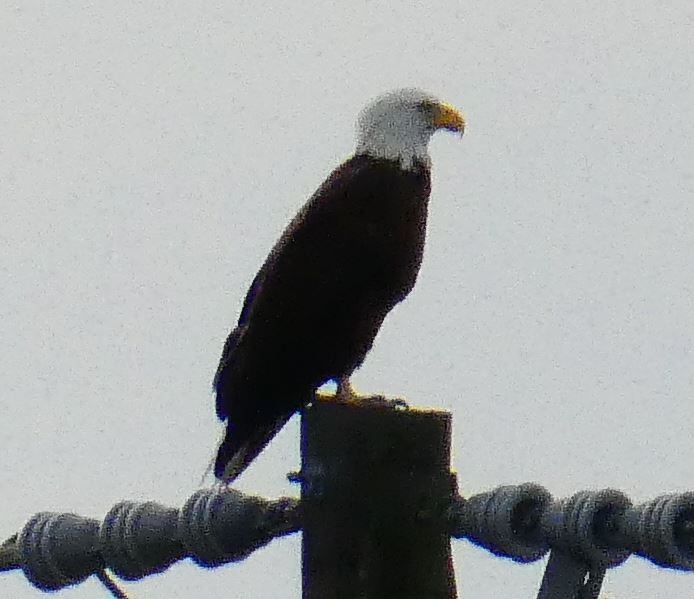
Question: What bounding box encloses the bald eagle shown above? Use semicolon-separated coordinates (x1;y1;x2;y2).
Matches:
213;88;465;483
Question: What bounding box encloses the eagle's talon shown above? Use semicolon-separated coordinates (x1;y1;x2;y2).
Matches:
335;377;359;402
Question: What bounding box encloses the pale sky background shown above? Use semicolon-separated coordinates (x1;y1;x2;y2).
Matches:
1;1;693;597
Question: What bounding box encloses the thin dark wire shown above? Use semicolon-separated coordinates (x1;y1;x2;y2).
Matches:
96;570;130;599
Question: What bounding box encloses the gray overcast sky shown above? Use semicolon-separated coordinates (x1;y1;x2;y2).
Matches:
1;1;693;597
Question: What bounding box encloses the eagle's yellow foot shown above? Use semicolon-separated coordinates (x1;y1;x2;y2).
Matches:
335;377;360;402
334;377;408;410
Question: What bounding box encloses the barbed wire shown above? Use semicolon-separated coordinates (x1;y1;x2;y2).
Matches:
2;482;693;595
449;483;694;572
1;487;299;593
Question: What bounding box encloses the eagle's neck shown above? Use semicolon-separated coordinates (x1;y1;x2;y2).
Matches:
356;129;432;171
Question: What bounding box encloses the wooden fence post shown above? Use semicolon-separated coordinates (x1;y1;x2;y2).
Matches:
301;395;457;599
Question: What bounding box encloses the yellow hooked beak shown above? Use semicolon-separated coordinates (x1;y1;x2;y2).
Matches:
432;102;466;135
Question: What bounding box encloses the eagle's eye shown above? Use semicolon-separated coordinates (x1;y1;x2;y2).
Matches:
417;100;438;124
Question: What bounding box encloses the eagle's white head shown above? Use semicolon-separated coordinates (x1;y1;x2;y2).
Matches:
356;88;465;170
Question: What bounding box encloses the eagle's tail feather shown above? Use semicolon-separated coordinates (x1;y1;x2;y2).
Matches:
214;413;293;484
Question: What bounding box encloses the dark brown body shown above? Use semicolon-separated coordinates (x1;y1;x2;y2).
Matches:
214;154;431;481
